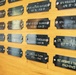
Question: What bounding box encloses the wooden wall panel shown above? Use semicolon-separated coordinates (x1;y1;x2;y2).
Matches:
0;0;76;75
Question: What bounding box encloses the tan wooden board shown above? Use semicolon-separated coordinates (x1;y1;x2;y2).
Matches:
0;0;76;75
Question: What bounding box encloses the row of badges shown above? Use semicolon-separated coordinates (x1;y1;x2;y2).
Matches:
0;45;76;71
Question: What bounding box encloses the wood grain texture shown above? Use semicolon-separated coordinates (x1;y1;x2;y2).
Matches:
0;0;76;75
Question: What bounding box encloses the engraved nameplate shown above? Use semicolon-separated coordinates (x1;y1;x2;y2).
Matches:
26;34;49;46
7;34;23;43
8;20;24;30
55;16;76;29
0;10;5;18
56;0;76;10
0;22;5;30
0;45;5;53
0;0;6;6
7;47;23;57
54;36;76;50
8;5;24;16
8;0;20;3
27;1;51;13
26;18;50;29
53;55;76;70
26;50;49;63
0;34;5;41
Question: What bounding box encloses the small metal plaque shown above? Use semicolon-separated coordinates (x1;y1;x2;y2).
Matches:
8;5;24;16
26;34;49;46
8;20;24;30
54;36;76;50
0;45;5;53
26;50;49;63
0;22;5;30
26;18;50;29
0;0;6;6
0;10;5;18
55;16;76;29
7;47;23;57
53;55;76;70
56;0;76;10
8;0;20;3
27;1;51;13
7;34;23;43
0;34;5;41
